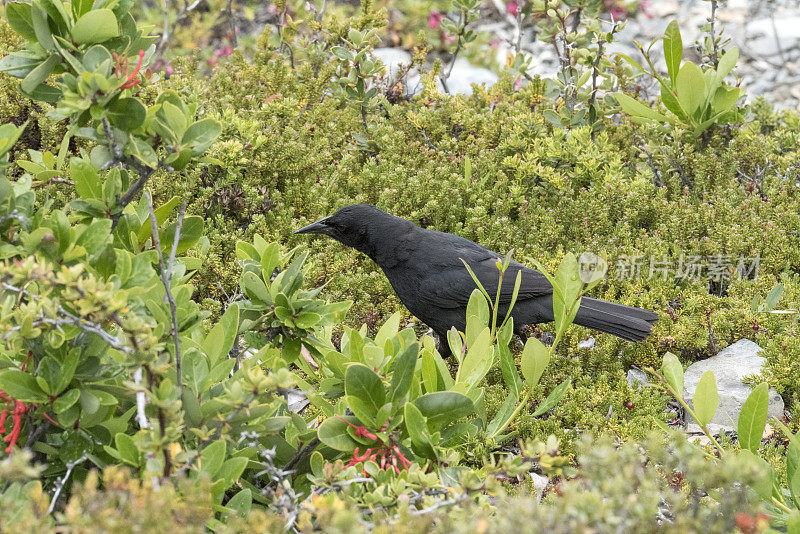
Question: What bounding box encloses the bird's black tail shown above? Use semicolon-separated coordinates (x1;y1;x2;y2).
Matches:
573;297;658;342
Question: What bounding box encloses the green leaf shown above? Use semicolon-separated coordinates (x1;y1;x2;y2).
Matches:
659;82;687;120
115;433;139;466
226;489;252;518
344;364;385;423
404;402;436;460
317;415;359;452
201;304;239;363
125;136;157;167
54;348;80;395
663;19;683;85
21;53;59;94
787;436;800;507
241;271;271;304
156;102;188;143
532;378;571;417
82;45;113;71
765;283;783;311
79;389;100;415
374;311;401;350
72;9;119;45
0;51;43;79
520;336;550;387
53;389;80;414
182;119;221;153
108;98;146;132
738;382;769;453
447;327;463;363
714;47;739;86
217;457;248;487
36;356;60;395
0;370;47;402
456;327;492;390
460;258;492;304
7;2;37;41
498;340;521;398
72;0;93;17
712;86;740;114
503;270;522;323
70;157;102;200
553;252;583;331
661;352;684;397
466;288;490;335
388;342;418;408
294;312;321;329
486;391;519;439
615;93;675;124
31;4;55;51
413;391;474;430
692;370;719;428
160;215;203;254
675;61;706;116
201;439;227;477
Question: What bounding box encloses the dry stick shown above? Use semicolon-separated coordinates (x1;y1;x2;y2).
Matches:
709;0;719;69
146;193;186;401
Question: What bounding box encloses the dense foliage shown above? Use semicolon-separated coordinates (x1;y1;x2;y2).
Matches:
0;0;798;531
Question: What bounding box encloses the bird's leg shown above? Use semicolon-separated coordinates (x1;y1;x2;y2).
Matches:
432;329;453;359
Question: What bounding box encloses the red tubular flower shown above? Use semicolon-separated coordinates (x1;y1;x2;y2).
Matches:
0;361;30;453
120;50;146;90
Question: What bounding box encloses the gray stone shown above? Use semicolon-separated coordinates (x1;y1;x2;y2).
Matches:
530;472;548;502
441;58;498;95
683;339;784;434
746;16;800;57
626;367;649;390
373;48;412;77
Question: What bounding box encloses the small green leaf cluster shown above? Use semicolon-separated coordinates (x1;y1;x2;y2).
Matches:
616;20;743;136
651;351;800;528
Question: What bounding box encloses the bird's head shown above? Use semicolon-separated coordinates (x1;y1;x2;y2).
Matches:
295;204;400;254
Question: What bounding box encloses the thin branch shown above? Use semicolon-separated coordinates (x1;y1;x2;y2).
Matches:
146;193;185;400
134;367;150;429
0;282;134;353
709;0;719;69
102;118;159;229
48;454;87;514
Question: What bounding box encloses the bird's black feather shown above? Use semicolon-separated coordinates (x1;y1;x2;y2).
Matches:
297;204;658;348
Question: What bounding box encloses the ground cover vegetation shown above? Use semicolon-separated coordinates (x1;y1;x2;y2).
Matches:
0;0;798;531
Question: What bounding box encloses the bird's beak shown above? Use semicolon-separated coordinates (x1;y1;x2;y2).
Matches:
295;216;331;235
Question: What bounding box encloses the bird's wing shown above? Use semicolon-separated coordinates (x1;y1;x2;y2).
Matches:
415;236;553;310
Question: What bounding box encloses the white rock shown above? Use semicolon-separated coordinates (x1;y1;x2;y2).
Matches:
373;48;412;78
683;339;784;435
286;388;310;413
442;58;499;95
626;367;649;390
746;16;800;57
530;472;548;502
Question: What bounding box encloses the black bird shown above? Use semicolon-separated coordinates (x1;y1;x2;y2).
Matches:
297;204;658;348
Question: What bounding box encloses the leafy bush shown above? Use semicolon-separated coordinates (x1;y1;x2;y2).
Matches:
0;0;797;530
